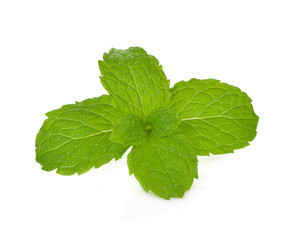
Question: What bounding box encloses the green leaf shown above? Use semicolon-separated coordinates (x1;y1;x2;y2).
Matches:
35;46;260;199
127;134;198;199
98;47;170;118
170;78;259;155
110;114;147;146
144;108;181;137
110;108;180;146
35;95;128;175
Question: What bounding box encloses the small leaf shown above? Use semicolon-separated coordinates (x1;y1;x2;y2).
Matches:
110;114;147;146
145;108;181;137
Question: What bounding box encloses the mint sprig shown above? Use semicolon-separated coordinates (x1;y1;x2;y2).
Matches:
35;47;259;199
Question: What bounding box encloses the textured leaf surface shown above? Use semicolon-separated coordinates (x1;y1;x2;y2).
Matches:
145;108;181;137
170;79;259;155
128;134;198;199
110;114;147;146
98;47;170;118
35;95;128;175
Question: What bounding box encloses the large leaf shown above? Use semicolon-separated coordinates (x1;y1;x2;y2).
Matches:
98;47;170;117
128;134;198;199
35;95;128;175
170;78;259;155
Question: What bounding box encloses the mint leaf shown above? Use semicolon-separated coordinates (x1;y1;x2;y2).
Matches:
170;78;259;155
110;108;180;146
36;47;259;199
35;95;128;175
98;47;170;118
127;134;198;199
145;108;181;137
110;114;147;146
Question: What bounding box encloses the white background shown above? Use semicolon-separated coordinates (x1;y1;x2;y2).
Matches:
1;0;303;239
